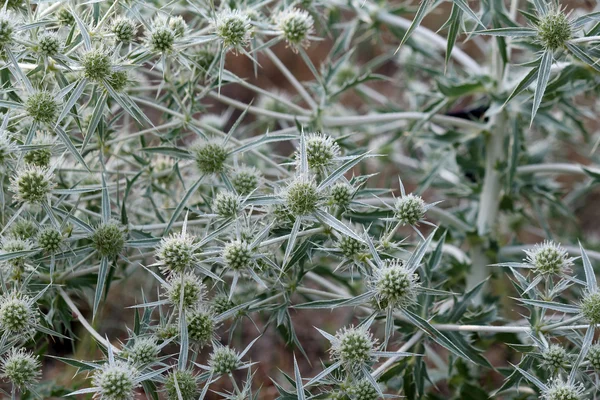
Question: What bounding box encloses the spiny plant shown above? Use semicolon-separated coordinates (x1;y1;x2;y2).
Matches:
0;0;597;399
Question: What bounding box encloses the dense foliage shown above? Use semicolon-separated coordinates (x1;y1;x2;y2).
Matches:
0;0;598;399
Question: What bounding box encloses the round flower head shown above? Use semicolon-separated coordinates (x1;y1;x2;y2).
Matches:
156;324;178;341
211;293;234;315
0;292;38;335
394;194;426;226
125;337;159;366
329;183;353;208
92;360;139;400
209;346;240;375
186;307;215;346
37;32;61;56
580;291;600;325
213;191;241;219
1;348;40;389
222;240;253;271
337;236;365;260
37;227;63;254
349;379;379;400
333;63;359;87
81;49;113;82
542;379;584;400
330;326;376;367
214;9;252;50
165;272;205;309
587;343;600;371
9;165;55;204
147;20;175;52
25;91;59;124
169;16;187;38
24;144;52;168
537;8;572;51
165;369;198;400
91;221;126;258
192;139;229;175
284;175;320;216
231;166;260;195
0;11;15;48
277;8;314;50
297;133;340;171
541;344;568;372
57;8;74;26
372;259;420;310
8;219;37;240
155;232;196;274
107;70;129;92
525;241;573;276
111;17;137;44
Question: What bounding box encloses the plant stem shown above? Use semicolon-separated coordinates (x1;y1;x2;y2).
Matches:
371;331;424;378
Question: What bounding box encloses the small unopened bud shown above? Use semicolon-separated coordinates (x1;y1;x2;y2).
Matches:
156;233;196;274
587;343;600;371
214;9;252;50
37;33;62;56
213;191;241;219
37;227;63;254
165;369;198;400
92;360;139;400
394;194;425;226
91;221;125;258
126;337;159;366
231;166;260;195
81;50;113;82
330;326;375;366
372;259;419;310
581;291;600;325
277;8;314;49
284;176;320;216
222;240;253;271
209;346;239;375
541;344;567;371
186;307;214;347
111;17;137;44
148;22;175;52
349;380;379;400
25;91;59;124
192;139;229;175
165;272;205;309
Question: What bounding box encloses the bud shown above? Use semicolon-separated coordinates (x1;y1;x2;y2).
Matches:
372;259;419;310
155;233;196;274
24;144;52;168
91;221;125;258
9;165;55;204
277;8;314;50
580;291;600;325
81;50;113;82
107;70;129;92
297;133;340;170
156;324;178;341
111;17;137;44
537;9;571;51
192;139;229;175
337;236;365;260
214;9;252;50
165;369;198;400
349;380;378;400
330;326;375;367
542;379;584;400
1;348;40;389
169;16;187;38
209;346;239;375
126;337;159;366
25;91;59;124
211;293;235;315
222;240;253;271
147;22;175;53
0;292;38;335
541;344;567;371
394;194;425;226
284;176;320;216
165;272;205;309
525;241;573;276
92;360;139;400
329;183;353;208
213;191;241;219
37;33;62;57
186;307;214;347
586;343;600;371
231;166;260;195
37;227;63;254
57;8;74;26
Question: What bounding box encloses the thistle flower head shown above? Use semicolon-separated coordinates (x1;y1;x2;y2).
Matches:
8;219;37;240
1;348;40;389
231;166;260;195
25;91;59;124
537;9;572;51
169;16;187;38
111;17;137;44
337;236;365;260
209;346;240;375
24;142;52;168
297;133;340;170
9;165;55;204
580;291;600;325
329;183;353;208
586;343;600;371
542;378;584;400
541;344;568;371
192;139;229;175
211;293;235;315
125;337;160;366
165;369;198;400
37;32;61;56
81;49;113;82
147;21;175;52
0;11;15;48
284;175;320;216
222;240;253;271
277;8;314;49
524;241;573;276
394;194;426;226
213;191;241;219
214;9;252;50
107;70;129;92
349;379;379;400
92;221;125;258
186;307;215;346
165;272;206;308
0;292;38;336
37;227;63;254
92;360;139;400
155;232;196;274
330;326;376;367
371;259;420;310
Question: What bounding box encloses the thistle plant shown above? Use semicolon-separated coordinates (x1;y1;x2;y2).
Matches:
0;1;598;399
